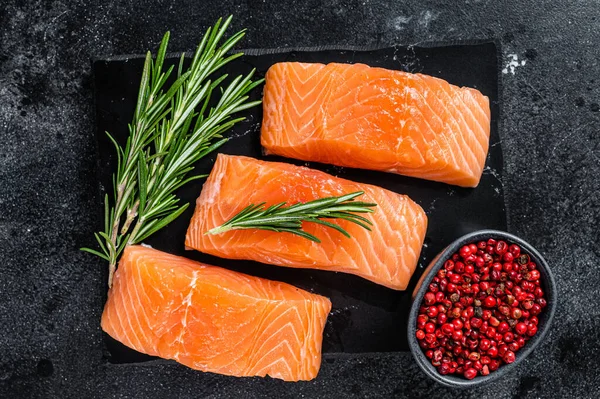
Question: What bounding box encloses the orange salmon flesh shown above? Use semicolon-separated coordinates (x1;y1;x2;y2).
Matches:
261;62;491;188
101;245;332;381
185;154;428;290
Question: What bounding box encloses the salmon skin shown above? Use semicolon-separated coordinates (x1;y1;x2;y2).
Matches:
101;245;332;381
260;62;491;188
185;154;428;290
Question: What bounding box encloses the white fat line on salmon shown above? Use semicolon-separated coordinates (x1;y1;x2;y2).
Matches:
174;271;199;355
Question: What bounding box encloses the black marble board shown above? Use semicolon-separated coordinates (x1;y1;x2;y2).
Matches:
92;42;505;361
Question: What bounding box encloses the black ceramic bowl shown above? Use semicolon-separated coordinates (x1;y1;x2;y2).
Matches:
408;230;557;388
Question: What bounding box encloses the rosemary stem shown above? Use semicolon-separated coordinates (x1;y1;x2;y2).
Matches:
127;215;146;247
108;261;117;288
120;199;140;235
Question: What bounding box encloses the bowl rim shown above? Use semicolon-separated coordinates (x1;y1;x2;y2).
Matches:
407;229;557;388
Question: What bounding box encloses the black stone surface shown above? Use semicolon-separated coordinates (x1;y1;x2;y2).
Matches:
0;1;598;398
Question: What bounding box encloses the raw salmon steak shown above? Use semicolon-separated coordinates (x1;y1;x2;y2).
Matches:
101;245;332;381
260;62;491;188
185;154;428;290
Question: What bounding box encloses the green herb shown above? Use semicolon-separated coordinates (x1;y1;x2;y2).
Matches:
206;191;377;243
81;16;263;287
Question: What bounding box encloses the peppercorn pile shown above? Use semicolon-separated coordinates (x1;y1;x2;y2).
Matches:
415;239;548;380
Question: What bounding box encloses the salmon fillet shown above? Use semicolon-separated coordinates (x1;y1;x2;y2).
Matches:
260;62;491;188
101;245;332;381
185;154;428;290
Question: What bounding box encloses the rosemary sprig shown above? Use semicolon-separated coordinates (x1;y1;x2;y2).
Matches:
81;16;263;287
206;191;377;243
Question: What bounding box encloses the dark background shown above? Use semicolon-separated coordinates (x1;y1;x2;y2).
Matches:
0;1;598;398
